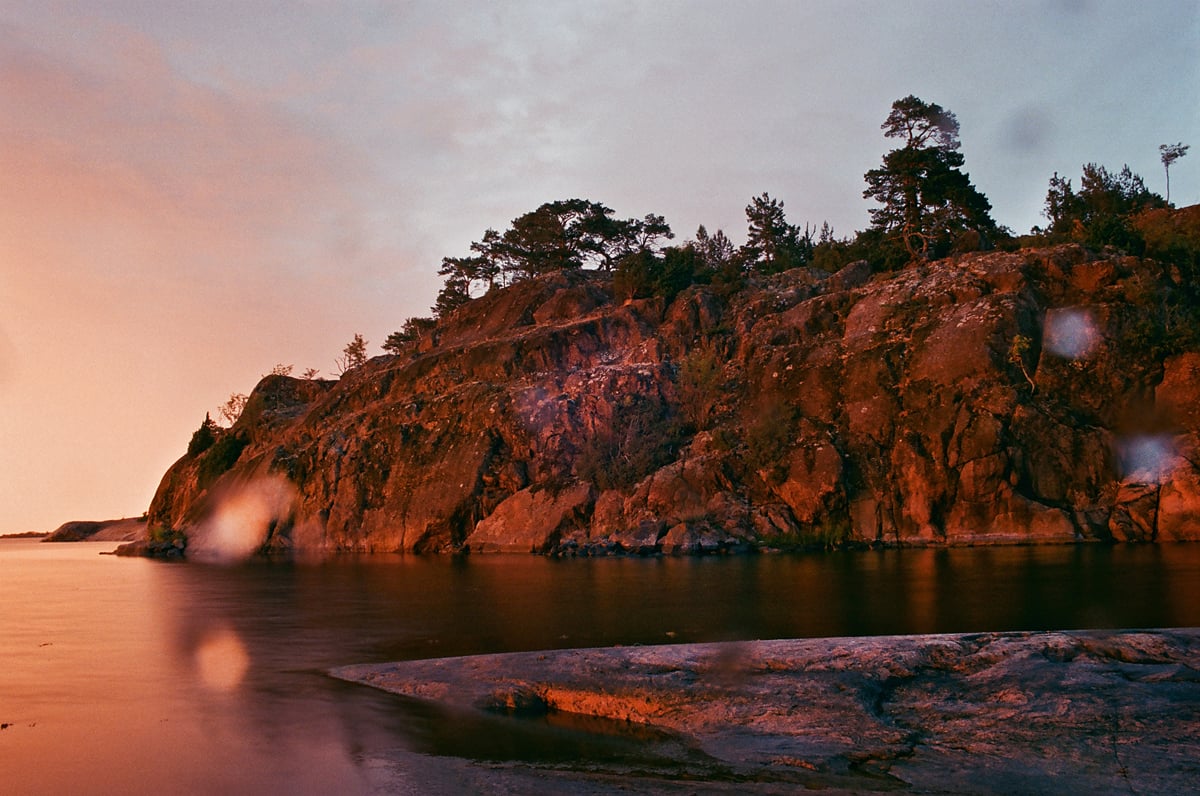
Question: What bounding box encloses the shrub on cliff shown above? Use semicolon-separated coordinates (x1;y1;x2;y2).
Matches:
676;342;727;429
186;413;220;457
613;246;711;304
197;432;250;489
743;399;797;484
383;317;436;352
1039;164;1166;254
576;396;686;490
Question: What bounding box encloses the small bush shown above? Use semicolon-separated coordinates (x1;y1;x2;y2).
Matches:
187;414;220;457
576;396;685;491
198;432;249;489
743;399;797;483
676;343;725;429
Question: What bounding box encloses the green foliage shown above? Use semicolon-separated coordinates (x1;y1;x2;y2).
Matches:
863;95;997;260
197;432;249;489
613;246;711;303
1009;335;1037;392
1038;163;1165;253
1160;142;1189;205
612;250;656;302
676;342;726;429
1121;268;1200;359
335;333;368;375
218;392;248;426
691;225;738;272
432;200;675;317
383;317;437;353
741;193;813;273
433;274;471;318
575;396;685;491
148;525;187;546
187;413;220;457
743;399;797;484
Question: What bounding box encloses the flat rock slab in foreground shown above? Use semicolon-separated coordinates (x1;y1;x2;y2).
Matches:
334;629;1200;793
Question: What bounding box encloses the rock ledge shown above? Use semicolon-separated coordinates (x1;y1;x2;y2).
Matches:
334;629;1200;792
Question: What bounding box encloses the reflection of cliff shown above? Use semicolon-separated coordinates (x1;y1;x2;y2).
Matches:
149;243;1200;555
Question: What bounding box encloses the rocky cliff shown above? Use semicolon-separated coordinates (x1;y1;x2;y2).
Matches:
144;240;1200;556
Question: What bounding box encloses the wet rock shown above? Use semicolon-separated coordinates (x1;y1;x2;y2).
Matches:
333;629;1200;793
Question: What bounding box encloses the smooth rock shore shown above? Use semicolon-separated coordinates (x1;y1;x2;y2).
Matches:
333;629;1200;794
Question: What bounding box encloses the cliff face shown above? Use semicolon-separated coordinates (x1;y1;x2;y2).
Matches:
146;243;1200;556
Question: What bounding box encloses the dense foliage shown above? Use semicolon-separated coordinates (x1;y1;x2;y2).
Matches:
364;96;1189;366
862;95;998;260
1040;164;1167;253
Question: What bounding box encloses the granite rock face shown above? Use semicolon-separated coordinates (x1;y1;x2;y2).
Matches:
145;244;1200;555
332;630;1200;793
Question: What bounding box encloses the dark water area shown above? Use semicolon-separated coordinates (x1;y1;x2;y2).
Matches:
3;539;1199;794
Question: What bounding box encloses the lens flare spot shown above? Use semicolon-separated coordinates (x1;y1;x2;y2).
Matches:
1117;434;1178;484
1043;308;1100;360
195;627;249;693
190;476;296;563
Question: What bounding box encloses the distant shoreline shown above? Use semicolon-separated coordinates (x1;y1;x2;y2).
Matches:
0;531;48;539
41;517;148;543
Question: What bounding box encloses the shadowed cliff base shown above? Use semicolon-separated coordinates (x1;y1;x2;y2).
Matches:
333;629;1200;794
140;231;1200;558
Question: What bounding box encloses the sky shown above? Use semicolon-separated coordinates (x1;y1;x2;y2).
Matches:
1;0;1198;533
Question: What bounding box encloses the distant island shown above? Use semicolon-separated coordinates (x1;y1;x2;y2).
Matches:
42;517;148;542
117;97;1198;560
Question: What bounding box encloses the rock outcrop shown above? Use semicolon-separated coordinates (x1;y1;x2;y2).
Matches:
332;630;1200;793
143;242;1200;555
43;517;147;542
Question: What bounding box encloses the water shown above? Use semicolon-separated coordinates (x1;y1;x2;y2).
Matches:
2;539;1199;794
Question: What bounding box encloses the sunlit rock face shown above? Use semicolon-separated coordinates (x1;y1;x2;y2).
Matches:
146;242;1200;555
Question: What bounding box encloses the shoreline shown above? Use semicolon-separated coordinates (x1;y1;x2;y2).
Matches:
115;534;1198;560
334;629;1200;793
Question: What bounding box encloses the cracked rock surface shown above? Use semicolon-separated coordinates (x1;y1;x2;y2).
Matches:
334;629;1200;794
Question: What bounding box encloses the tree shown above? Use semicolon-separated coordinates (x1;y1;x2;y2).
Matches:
1041;163;1165;252
863;95;996;260
1042;171;1077;233
383;317;436;353
218;393;248;426
743;193;807;273
691;225;737;272
443;200;675;296
432;273;470;318
335;333;368;376
264;363;293;377
1160;142;1189;205
187;413;221;456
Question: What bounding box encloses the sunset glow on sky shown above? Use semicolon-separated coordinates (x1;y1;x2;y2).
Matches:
2;1;1197;532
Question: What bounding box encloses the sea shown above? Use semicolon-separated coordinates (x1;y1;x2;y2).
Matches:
2;538;1198;794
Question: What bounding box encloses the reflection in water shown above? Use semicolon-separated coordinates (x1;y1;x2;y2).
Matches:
2;540;1200;793
194;626;249;693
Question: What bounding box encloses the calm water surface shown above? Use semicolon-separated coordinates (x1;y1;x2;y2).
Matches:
2;539;1199;794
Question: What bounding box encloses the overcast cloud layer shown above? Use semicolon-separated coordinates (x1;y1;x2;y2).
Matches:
1;0;1197;531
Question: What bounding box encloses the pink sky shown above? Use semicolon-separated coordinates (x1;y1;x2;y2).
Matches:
1;1;1197;532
